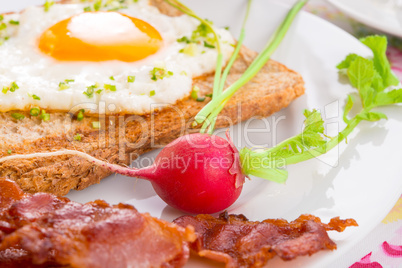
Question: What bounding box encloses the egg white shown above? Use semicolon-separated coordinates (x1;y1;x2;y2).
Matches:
0;0;235;114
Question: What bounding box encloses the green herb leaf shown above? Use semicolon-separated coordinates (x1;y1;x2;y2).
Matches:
374;89;402;106
343;94;354;123
9;20;19;25
337;53;358;70
347;56;376;107
150;90;156;96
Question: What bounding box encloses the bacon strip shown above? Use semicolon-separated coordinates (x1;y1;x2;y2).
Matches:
0;179;195;268
174;211;358;268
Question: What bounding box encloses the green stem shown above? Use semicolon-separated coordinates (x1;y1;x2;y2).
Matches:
200;0;253;133
285;116;362;165
195;0;307;124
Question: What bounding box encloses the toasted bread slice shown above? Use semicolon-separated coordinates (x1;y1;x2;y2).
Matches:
0;2;304;196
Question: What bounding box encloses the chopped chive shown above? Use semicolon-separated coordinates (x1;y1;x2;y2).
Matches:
10;82;18;92
74;133;82;141
30;107;40;116
180;43;198;56
104;84;116;91
28;94;41;100
2;87;8;94
203;41;215;48
177;36;191;43
11;113;25;120
9;20;19;25
205;93;213;98
0;15;4;21
191;85;200;100
150;90;156;96
7;149;12;154
95;89;103;94
127;76;135;83
0;23;7;31
59;82;70;90
83;85;95;98
83;6;92;11
44;0;54;12
224;26;230;30
109;76;115;81
39;110;50;121
77;109;85;121
196;97;206;102
65;79;74;83
92;121;100;129
150;67;173;81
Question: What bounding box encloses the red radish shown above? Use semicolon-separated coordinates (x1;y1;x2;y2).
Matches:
137;133;245;214
0;133;245;214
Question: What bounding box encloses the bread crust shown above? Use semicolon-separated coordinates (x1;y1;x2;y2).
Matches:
0;2;305;196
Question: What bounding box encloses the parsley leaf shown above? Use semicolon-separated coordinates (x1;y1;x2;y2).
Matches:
360;35;399;88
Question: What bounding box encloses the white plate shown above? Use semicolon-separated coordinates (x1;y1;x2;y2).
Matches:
3;1;402;267
328;0;402;38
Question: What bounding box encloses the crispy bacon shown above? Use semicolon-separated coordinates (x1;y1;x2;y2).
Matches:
174;211;358;268
0;179;195;268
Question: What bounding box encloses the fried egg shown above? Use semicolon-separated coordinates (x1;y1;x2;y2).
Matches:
0;0;235;114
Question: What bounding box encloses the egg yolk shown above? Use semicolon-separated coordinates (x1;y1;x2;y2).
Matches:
38;12;163;62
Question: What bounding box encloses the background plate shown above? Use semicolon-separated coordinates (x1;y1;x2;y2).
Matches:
328;0;402;38
3;1;402;267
